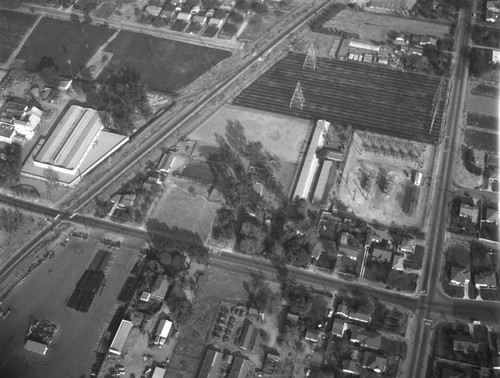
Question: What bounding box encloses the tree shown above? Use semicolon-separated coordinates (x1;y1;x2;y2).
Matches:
387;30;399;40
0;143;22;187
152;17;166;28
83;12;92;24
282;233;312;267
167;295;193;325
211;207;235;241
283;277;314;316
238;222;266;254
70;13;80;22
469;48;490;77
37;56;61;88
44;168;59;200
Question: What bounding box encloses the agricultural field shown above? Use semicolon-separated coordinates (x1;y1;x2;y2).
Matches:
0;228;146;378
189;104;313;197
233;53;444;143
99;30;231;93
467;94;499;117
16;18;114;77
322;8;450;41
467;113;498;132
0;10;37;64
336;131;434;228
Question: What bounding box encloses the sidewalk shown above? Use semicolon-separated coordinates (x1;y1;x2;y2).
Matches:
2;13;42;70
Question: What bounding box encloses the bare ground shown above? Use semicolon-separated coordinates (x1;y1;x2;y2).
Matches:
323;8;450;41
454;146;485;189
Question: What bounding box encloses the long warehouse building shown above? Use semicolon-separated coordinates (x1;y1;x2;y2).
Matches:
109;319;133;356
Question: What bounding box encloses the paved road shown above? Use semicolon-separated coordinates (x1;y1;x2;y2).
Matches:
406;4;476;377
5;3;238;51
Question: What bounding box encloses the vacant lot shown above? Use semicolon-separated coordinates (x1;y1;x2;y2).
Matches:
0;10;37;64
336;131;433;228
17;18;114;76
0;229;145;378
234;53;444;143
467;94;499;117
466;128;498;153
190;105;312;163
147;177;219;244
467;113;498;132
323;8;450;41
100;31;231;92
240;9;286;41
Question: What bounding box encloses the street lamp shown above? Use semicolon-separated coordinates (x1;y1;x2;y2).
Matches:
67;59;74;79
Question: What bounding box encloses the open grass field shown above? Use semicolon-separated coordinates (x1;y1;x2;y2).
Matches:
323;8;450;41
465;128;499;153
336;131;433;228
16;18;114;77
0;10;37;64
99;30;231;92
0;229;145;378
467;94;499;117
147;177;219;244
233;53;444;143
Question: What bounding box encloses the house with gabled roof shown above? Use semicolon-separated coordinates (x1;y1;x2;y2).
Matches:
361;351;387;374
331;319;346;337
305;329;321;343
474;271;497;289
349;327;382;350
450;266;470;287
371;247;392;262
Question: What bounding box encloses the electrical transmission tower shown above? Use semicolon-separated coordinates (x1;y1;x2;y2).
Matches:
290;81;305;110
303;44;317;70
429;78;445;135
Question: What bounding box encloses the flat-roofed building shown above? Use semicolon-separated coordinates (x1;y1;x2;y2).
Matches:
109;319;133;355
34;105;103;175
0;123;16;143
152;366;167;378
312;159;333;204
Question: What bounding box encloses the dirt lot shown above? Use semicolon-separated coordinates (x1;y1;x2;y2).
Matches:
166;264;251;377
16;17;114;77
323;8;450;41
189;105;312;163
336;131;434;228
0;227;146;378
0;10;37;64
467;94;499;118
99;30;231;92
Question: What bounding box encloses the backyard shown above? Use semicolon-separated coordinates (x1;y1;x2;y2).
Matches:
16;17;114;76
99;30;232;92
0;10;37;64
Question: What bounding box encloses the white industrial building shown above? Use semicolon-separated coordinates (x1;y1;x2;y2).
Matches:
293;120;330;200
21;105;128;187
109;319;133;355
349;40;382;52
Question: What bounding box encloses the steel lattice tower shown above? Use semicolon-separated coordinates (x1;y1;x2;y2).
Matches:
303;44;317;70
290;81;305;110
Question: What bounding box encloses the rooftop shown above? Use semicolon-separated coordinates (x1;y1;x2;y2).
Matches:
35;105;103;172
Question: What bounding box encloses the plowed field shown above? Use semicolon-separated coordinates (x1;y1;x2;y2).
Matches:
233;53;444;143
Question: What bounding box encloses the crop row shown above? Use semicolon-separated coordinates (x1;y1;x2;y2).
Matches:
234;53;444;143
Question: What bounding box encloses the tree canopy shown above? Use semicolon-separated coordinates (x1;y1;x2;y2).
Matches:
0;143;22;187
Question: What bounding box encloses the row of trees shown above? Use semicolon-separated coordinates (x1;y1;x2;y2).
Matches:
0;143;22;187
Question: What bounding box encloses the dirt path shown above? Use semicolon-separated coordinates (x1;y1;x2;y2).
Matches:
2;14;42;70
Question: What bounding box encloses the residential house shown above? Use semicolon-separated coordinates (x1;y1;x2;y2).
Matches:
409;46;424;55
58;78;72;91
419;35;437;46
342;359;359;375
150;275;170;301
361;351;387;374
450;266;470;287
331;319;346;337
410;34;422;45
145;5;163;17
25;339;48;355
460;203;479;223
0;99;42;141
338;244;360;261
336;302;350;317
484;208;499;224
0;124;15;144
395;33;409;44
119;193;135;208
248;307;259;319
349;308;371;323
191;5;201;14
399;238;417;254
474;271;497;289
487;9;499;22
161;3;178;18
140;291;151;302
206;8;215;17
157;153;176;173
176;11;192;21
349;327;382;350
452;334;479;353
192;14;207;24
391;253;405;271
371;247;392;262
305;329;321;343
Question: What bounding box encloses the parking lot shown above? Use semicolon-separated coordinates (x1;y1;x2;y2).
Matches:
0;228;146;378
